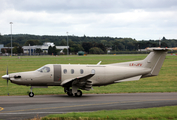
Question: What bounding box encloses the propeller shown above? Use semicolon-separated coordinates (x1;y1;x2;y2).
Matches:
2;66;10;96
6;66;9;96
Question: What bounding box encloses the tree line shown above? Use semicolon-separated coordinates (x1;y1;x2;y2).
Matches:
0;34;177;54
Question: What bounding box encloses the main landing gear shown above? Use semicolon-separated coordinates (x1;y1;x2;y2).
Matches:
29;86;34;97
75;90;82;97
64;87;82;97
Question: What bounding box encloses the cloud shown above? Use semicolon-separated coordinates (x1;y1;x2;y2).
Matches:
3;0;177;13
0;0;177;39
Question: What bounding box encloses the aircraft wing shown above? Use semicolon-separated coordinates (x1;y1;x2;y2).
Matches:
61;74;95;91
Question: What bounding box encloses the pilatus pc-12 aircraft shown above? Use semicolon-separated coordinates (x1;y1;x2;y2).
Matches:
2;48;171;97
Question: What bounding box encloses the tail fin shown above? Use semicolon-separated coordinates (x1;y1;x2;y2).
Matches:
143;48;172;77
108;48;172;77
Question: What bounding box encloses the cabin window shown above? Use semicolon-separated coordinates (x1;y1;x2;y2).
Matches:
63;69;67;74
37;66;50;73
80;69;84;74
91;69;95;74
71;69;74;74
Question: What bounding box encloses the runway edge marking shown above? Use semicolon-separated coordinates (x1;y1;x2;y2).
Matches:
0;107;4;111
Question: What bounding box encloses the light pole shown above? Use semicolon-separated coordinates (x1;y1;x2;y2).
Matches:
66;32;68;55
159;38;161;48
10;22;13;56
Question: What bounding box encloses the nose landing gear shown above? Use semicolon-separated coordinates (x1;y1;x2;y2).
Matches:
29;86;34;97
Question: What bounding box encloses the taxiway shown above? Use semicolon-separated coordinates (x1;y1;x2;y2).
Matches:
0;93;177;120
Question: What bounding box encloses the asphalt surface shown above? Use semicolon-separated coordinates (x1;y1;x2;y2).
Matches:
0;93;177;120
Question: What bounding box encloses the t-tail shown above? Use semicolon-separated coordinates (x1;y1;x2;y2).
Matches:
142;48;172;77
109;48;172;78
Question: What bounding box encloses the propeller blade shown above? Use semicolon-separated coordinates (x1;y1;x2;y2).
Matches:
6;66;8;75
7;79;9;96
6;66;9;96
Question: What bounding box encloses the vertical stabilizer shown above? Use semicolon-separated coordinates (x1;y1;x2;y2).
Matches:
142;48;171;77
107;48;171;77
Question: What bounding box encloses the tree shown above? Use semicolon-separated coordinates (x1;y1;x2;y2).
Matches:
69;40;75;47
48;46;57;55
13;46;18;54
24;40;42;46
82;42;93;53
127;42;135;51
6;42;20;47
89;47;104;54
63;48;67;55
72;44;84;54
94;43;106;53
17;46;23;54
36;48;43;55
60;39;67;46
162;37;167;41
12;46;23;54
53;46;57;55
48;46;53;55
1;48;5;53
161;42;168;47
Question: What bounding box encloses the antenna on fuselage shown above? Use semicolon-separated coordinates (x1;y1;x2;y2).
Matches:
97;61;102;65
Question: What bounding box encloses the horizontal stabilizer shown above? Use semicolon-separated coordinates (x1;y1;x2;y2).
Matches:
146;48;173;51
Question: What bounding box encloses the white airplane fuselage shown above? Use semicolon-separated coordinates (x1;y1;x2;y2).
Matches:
8;64;151;86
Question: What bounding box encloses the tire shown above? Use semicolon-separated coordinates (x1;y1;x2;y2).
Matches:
67;89;73;96
29;92;34;97
75;90;82;97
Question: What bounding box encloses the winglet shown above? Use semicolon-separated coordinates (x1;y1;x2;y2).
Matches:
97;61;102;65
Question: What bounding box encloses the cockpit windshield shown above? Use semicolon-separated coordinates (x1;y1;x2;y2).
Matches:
36;66;50;73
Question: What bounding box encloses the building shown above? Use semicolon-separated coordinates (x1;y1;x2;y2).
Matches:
23;42;69;55
0;44;4;53
0;44;14;55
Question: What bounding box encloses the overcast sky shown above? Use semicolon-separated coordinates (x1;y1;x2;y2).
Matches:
0;0;177;40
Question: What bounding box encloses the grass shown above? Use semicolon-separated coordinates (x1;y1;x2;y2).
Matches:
0;55;177;120
0;54;177;96
38;106;177;120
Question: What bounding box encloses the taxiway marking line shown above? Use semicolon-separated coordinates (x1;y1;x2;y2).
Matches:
0;107;4;111
0;98;177;113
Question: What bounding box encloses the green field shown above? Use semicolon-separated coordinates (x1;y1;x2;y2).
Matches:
42;106;177;120
0;54;177;120
0;54;177;96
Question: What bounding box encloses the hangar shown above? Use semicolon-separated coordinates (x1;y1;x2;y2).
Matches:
22;42;69;55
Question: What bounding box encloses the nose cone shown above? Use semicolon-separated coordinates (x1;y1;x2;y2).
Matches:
2;74;10;79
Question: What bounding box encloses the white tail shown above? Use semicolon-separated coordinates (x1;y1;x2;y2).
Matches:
108;48;172;77
142;48;169;76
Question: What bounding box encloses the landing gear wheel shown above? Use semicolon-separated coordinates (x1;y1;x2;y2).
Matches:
67;89;73;96
75;90;82;97
29;92;34;97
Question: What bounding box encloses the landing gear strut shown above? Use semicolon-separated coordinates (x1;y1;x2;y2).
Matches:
29;86;34;97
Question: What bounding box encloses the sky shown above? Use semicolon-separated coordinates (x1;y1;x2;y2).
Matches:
0;0;177;40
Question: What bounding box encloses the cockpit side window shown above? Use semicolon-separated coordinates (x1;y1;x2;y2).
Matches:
37;66;50;73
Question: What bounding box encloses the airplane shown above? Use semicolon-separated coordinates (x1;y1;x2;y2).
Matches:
1;48;172;97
